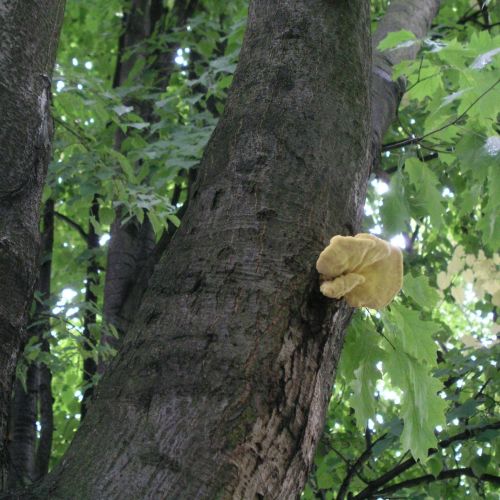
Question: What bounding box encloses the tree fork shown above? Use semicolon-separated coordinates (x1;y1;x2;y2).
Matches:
29;0;371;497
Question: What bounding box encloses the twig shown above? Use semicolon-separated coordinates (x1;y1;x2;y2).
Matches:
352;421;500;499
336;432;390;500
375;468;500;497
54;211;89;242
382;78;500;151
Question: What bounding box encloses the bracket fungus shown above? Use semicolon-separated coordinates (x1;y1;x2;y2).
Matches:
316;233;403;309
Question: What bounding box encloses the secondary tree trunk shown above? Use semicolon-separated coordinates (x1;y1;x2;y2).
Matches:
29;1;371;497
103;0;199;340
0;1;65;488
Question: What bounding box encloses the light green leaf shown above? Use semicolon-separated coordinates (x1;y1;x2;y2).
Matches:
168;214;181;227
383;303;440;366
380;170;411;234
340;315;385;429
403;274;440;310
427;455;444;478
113;104;133;116
385;350;447;463
377;30;417;51
350;362;380;429
315;461;335;489
108;149;136;182
99;207;114;226
406;158;443;229
122;122;150;130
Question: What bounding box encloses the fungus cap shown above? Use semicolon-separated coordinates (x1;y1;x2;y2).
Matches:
316;233;403;309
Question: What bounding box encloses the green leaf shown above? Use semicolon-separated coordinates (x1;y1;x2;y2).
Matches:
377;30;417;51
427;455;444;478
407;66;443;101
380;170;411;234
113;104;133;116
351;362;379;429
447;399;481;421
339;314;383;381
122;122;150;130
316;461;335;489
383;303;441;366
403;274;440;310
406;158;443;229
339;315;385;429
108;149;136;182
167;214;181;227
478;163;500;251
470;455;491;477
99;207;114;226
385;350;447;463
42;185;53;203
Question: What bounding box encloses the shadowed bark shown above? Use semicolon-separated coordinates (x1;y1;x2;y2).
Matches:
7;368;37;489
0;0;65;488
29;0;372;497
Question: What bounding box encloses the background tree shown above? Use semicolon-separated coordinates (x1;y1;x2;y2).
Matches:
1;0;499;498
0;0;66;487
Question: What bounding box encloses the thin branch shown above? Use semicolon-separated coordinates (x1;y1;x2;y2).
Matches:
336;432;389;500
54;211;89;242
53;116;93;150
382;78;500;152
352;421;500;499
377;468;500;497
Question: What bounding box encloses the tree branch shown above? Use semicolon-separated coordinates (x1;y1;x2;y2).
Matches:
353;421;500;499
377;468;500;497
382;78;500;152
336;432;390;500
54;211;89;242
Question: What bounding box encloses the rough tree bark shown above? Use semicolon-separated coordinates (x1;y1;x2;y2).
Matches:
7;367;37;489
28;0;371;497
0;0;65;488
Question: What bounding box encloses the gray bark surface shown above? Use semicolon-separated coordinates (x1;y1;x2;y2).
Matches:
34;0;371;497
0;0;65;488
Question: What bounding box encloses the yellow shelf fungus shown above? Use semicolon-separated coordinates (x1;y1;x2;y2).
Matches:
316;233;403;309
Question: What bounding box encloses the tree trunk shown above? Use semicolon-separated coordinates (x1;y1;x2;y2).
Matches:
103;0;199;341
8;200;56;488
32;1;371;497
0;0;65;487
7;367;38;489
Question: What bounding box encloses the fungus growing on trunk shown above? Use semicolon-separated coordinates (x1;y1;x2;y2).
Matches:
316;233;403;309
